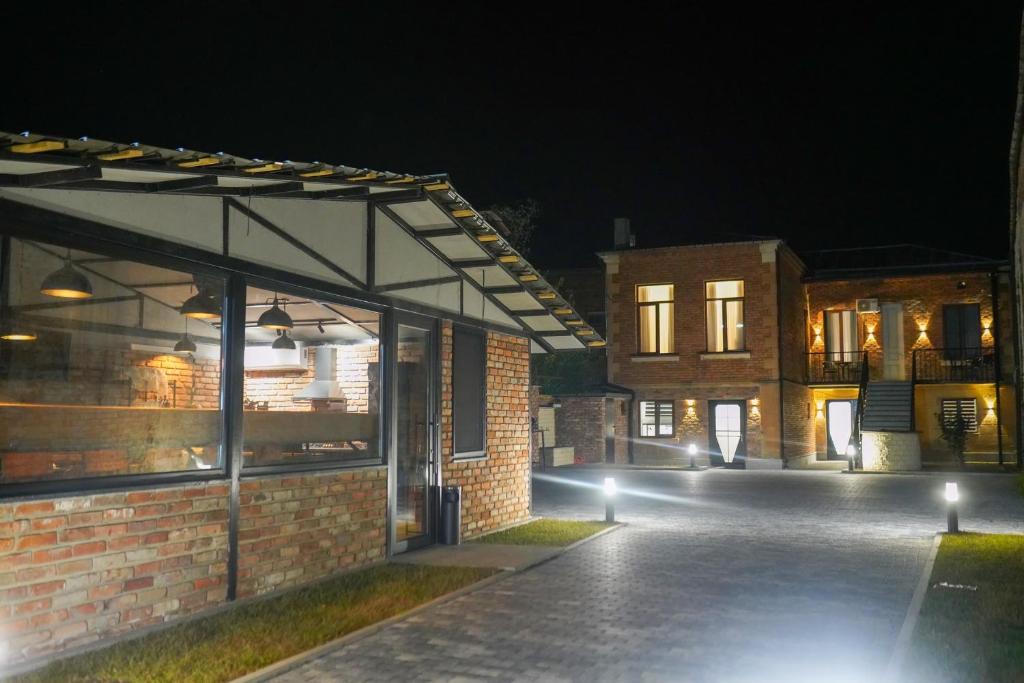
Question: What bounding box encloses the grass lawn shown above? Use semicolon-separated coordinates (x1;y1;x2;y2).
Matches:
472;519;614;546
13;564;495;683
905;533;1024;683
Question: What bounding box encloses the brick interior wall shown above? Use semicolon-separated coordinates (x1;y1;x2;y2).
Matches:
237;467;386;598
244;343;378;413
441;324;531;539
0;482;229;666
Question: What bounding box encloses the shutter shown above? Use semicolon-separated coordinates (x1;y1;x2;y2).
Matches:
962;304;981;352
941;399;978;433
943;306;962;358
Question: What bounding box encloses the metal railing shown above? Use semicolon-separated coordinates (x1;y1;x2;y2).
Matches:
854;350;868;467
912;347;995;383
806;351;868;385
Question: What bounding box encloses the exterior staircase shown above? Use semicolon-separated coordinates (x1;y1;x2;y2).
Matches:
860;381;913;432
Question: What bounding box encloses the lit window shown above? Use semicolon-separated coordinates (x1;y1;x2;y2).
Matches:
940;398;978;434
637;284;674;354
825;310;859;362
706;280;745;352
639;400;675;438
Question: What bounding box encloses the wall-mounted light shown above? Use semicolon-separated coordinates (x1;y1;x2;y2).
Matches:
816;400;825;417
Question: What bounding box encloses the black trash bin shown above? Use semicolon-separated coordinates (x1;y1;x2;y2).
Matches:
440;485;461;545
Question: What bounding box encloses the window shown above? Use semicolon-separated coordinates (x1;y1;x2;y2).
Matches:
241;284;381;469
0;238;224;485
453;327;486;456
940;398;978;434
706;280;745;352
639;400;675;437
942;304;981;360
637;284;674;354
825;310;859;363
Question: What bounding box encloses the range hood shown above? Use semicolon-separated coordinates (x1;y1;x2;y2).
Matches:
293;347;345;402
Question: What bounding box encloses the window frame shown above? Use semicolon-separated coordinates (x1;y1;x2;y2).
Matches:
823;309;859;363
939;397;979;434
635;283;675;355
452;324;488;460
638;399;676;439
704;279;746;353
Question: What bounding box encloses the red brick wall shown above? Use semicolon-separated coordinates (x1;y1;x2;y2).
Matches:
441;325;531;538
237;468;386;598
244;344;378;412
0;482;229;665
555;397;605;463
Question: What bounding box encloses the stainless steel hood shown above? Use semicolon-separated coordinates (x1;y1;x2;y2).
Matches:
293;347;345;401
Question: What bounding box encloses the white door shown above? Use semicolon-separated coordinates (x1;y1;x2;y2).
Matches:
881;303;905;380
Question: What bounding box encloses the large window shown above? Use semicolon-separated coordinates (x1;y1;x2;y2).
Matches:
940;398;978;434
825;310;859;362
453;327;486;457
241;285;381;469
637;284;674;354
942;304;981;360
639;400;674;437
0;238;223;485
706;280;745;352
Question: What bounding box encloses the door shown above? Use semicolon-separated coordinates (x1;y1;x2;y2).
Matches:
709;400;746;468
881;303;905;380
826;400;858;460
391;314;437;553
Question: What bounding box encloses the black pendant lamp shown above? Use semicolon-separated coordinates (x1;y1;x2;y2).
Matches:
272;330;296;350
40;252;93;299
258;295;293;330
0;319;36;342
181;286;221;320
174;334;197;353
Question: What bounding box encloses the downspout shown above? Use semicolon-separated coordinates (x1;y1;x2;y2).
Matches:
1009;13;1024;469
770;242;786;466
992;271;1004;466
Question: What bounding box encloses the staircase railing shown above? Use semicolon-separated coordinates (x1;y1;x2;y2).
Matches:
854;350;868;468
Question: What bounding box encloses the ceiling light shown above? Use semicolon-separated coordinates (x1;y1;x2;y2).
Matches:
258;295;293;330
272;330;296;350
181;287;221;320
40;259;93;299
174;333;197;353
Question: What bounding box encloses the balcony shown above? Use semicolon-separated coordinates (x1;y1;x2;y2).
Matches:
912;347;996;384
806;351;868;385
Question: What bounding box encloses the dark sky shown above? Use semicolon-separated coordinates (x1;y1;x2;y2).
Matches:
4;3;1022;267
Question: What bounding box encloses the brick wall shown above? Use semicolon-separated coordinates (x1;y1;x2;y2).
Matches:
441;325;531;538
237;468;386;598
244;343;378;412
555;397;604;463
0;482;229;666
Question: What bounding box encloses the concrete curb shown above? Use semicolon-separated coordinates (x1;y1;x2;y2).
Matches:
231;522;625;683
883;532;942;682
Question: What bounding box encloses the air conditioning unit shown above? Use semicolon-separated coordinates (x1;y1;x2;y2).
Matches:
856;298;880;314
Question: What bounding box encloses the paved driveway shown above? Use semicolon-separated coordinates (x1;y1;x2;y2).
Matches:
270;470;1023;682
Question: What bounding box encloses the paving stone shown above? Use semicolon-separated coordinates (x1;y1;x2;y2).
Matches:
269;470;1024;682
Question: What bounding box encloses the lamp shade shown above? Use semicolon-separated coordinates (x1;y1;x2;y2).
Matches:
258;297;293;330
40;261;93;299
0;318;36;341
173;333;197;353
272;330;296;350
181;289;221;319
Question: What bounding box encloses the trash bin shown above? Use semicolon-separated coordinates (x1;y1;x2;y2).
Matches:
440;485;461;545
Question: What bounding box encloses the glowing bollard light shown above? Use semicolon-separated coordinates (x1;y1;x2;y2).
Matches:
846;443;858;472
945;482;959;533
688;443;698;469
603;477;617;523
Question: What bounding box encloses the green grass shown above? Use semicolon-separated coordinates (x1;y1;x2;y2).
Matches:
13;564;495;683
905;533;1024;683
471;519;613;546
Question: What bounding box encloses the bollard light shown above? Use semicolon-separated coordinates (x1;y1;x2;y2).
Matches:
603;477;616;523
846;443;857;472
945;482;959;533
688;443;698;468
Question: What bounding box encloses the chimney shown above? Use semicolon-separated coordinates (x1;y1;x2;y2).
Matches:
613;217;635;249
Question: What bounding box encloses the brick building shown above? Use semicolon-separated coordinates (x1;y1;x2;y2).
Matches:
597;239;1017;469
0;130;599;670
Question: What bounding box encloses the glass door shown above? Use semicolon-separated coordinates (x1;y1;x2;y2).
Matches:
709;400;746;468
826;400;858;460
391;314;437;553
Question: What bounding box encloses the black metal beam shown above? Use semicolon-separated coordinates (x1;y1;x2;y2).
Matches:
452;258;496;269
535;330;575;337
0;165;102;188
509;309;554;316
225;198;366;289
483;285;523;294
374;275;462;293
12;295;140;313
416;227;464;238
369;188;422;203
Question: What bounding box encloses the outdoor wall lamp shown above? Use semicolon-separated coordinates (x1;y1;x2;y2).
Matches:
40;251;94;299
603;477;616;523
945;482;959;533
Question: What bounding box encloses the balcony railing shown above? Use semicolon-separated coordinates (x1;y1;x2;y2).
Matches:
806;351;868;385
912;347;995;383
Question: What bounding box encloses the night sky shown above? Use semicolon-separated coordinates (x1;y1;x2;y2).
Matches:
5;3;1022;267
